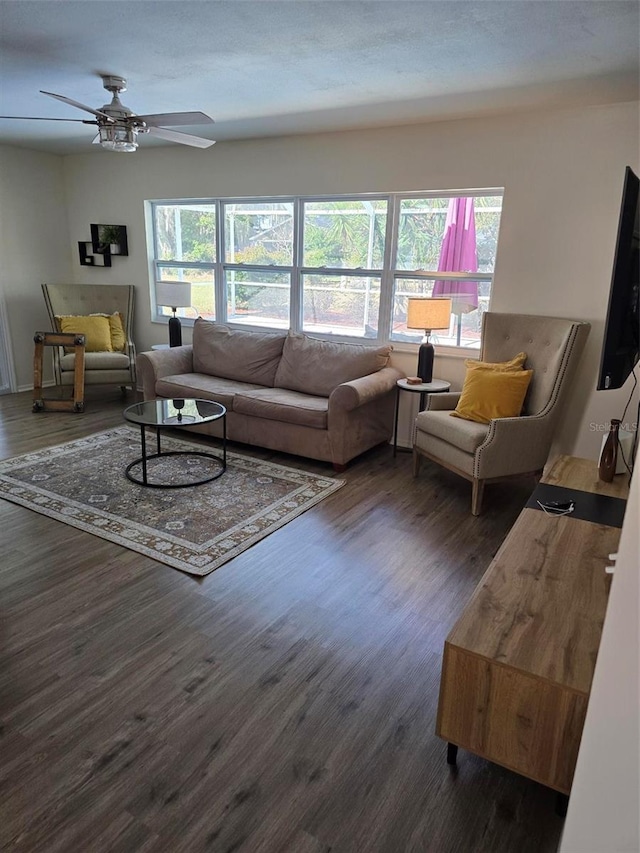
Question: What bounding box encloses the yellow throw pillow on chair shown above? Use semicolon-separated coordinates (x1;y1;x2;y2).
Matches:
89;312;127;351
465;351;527;372
58;315;113;352
108;312;126;352
451;366;534;424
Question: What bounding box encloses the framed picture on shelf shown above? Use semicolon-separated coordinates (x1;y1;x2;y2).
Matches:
90;224;128;256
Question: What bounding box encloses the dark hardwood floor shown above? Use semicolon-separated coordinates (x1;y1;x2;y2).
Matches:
0;389;565;853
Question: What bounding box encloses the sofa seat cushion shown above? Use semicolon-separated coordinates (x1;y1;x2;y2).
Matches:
60;351;130;371
192;319;287;386
155;373;265;411
233;388;329;429
274;332;392;397
415;409;489;454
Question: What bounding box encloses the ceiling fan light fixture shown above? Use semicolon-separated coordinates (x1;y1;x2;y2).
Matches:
99;124;137;152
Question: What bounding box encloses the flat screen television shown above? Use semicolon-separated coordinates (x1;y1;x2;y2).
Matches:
596;166;640;390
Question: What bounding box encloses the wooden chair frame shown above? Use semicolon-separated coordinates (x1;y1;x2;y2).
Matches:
33;331;85;413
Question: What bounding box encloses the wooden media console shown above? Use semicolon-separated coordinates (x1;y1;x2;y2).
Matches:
436;455;629;810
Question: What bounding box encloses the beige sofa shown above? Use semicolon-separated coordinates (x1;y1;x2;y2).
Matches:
137;319;404;469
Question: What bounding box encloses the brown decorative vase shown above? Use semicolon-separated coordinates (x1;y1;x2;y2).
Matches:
598;419;621;482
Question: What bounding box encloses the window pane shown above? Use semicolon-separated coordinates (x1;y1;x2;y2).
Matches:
391;277;483;349
156;266;215;320
302;274;380;338
155;205;216;263
224;202;293;265
474;196;503;273
396;198;448;270
396;195;502;272
303;200;387;269
226;269;290;328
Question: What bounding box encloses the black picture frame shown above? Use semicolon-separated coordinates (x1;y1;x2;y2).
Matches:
90;224;128;257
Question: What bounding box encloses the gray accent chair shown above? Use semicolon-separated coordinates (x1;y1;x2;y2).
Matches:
42;283;137;393
413;312;591;515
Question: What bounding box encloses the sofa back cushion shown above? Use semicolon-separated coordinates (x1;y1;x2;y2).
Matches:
192;319;287;386
274;332;392;397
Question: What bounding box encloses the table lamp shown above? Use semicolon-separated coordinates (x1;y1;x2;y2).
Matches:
155;281;192;347
406;297;452;382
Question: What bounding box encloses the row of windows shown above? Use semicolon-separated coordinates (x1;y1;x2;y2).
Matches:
150;191;503;349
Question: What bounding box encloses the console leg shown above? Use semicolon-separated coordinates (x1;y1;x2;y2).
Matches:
555;793;569;817
446;743;458;765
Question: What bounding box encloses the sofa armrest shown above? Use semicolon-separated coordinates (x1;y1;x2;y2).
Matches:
425;391;461;411
329;366;405;412
475;413;555;479
136;346;194;397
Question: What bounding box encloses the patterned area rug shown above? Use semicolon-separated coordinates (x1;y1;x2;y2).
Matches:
0;426;344;576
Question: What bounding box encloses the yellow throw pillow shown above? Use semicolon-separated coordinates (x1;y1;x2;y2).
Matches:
465;351;527;372
451;366;534;424
89;312;126;352
58;315;113;352
108;312;126;352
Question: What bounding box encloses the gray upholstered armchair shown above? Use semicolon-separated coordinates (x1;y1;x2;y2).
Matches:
42;283;137;393
413;312;590;515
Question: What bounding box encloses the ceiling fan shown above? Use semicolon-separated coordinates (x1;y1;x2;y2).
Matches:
0;75;216;152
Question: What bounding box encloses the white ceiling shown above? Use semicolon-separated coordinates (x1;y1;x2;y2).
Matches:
0;0;638;155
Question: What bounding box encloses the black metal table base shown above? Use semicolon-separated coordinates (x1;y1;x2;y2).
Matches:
126;424;227;488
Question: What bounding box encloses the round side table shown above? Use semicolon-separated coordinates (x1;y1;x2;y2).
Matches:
393;378;451;456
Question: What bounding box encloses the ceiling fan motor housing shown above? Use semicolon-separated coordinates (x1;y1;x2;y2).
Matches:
101;75;128;95
99;76;136;122
98;74;139;152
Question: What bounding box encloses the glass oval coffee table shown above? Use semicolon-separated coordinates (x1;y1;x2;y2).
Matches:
123;398;226;488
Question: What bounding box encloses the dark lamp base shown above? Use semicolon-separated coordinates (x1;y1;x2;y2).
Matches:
168;315;182;348
417;342;435;383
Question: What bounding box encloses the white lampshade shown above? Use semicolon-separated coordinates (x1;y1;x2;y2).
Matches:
155;281;192;309
406;297;452;331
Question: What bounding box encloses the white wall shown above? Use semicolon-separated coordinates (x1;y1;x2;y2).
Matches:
560;467;639;853
4;100;640;456
0;145;72;389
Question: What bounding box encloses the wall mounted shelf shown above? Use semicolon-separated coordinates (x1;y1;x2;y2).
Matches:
78;241;111;267
91;224;128;257
77;224;127;267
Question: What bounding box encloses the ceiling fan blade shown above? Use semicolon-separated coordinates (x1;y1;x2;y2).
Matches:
134;111;214;128
0;115;97;123
40;90;113;121
146;126;216;148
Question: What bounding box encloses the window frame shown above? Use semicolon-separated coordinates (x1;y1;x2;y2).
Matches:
149;188;503;351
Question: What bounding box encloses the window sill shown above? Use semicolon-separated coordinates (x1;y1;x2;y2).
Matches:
392;342;480;359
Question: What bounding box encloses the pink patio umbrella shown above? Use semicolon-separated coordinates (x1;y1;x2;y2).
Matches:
432;197;479;344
